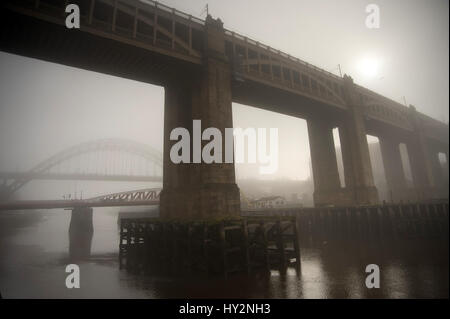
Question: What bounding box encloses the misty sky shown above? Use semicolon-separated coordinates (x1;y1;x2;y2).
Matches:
0;0;448;198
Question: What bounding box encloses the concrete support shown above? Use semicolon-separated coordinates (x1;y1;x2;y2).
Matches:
406;105;437;200
443;151;450;191
339;75;378;205
160;16;240;219
379;137;409;202
307;118;347;206
69;207;93;260
443;151;450;198
429;147;448;199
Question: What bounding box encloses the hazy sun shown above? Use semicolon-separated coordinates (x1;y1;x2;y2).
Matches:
359;57;380;78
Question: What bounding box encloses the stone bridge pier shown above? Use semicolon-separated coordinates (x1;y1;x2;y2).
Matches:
69;207;93;260
307;117;348;206
160;16;240;219
405;106;437;200
308;75;379;207
379;137;410;202
403;105;449;201
429;146;449;199
378;105;449;203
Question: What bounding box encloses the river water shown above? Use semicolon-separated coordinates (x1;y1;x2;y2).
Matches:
0;209;448;299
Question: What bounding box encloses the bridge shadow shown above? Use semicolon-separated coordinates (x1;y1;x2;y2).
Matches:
68;207;93;261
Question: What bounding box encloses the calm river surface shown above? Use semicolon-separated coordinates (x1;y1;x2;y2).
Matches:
0;210;448;298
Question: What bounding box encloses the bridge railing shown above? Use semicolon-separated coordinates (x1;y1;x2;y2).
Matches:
6;0;205;62
223;29;348;108
224;29;342;81
139;0;205;26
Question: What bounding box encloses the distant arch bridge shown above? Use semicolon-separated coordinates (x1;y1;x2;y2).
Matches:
0;138;163;197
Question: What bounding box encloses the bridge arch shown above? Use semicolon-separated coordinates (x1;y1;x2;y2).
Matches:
3;138;163;195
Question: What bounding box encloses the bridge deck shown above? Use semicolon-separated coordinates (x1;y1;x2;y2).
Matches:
0;199;159;210
1;0;447;144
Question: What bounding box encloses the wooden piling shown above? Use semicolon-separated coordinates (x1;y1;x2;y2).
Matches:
118;202;448;278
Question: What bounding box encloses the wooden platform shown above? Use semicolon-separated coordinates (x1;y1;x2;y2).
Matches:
119;217;300;276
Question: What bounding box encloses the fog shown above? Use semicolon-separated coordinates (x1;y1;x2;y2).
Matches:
0;0;448;200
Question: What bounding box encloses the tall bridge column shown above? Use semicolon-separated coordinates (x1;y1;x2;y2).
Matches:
307;118;346;206
406;105;437;200
160;16;240;219
379;137;409;202
69;207;93;260
338;75;379;205
442;150;450;197
428;146;448;199
443;150;449;190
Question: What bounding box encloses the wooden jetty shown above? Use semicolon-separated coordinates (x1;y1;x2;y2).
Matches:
118;201;448;276
119;217;300;276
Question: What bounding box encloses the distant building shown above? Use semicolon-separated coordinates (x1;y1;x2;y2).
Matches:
249;196;286;209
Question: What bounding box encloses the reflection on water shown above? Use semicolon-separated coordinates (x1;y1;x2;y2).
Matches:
0;209;448;298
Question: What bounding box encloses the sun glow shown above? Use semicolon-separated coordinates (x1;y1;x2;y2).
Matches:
358;57;381;78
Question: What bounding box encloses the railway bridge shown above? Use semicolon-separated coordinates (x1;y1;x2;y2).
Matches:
1;0;448;219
